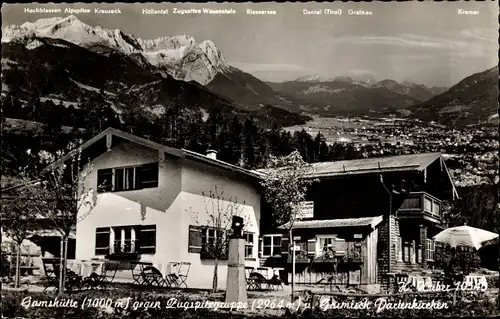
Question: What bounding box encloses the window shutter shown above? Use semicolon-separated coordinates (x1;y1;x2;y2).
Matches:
135;166;142;189
188;225;202;253
138;225;156;254
97;169;113;193
307;238;316;255
258;237;263;257
281;236;290;255
139;163;159;188
95;227;110;255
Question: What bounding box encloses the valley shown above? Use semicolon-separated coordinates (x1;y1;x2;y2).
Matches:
285;116;498;187
1;15;498;190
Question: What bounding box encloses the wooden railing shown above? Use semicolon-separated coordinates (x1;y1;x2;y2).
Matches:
287;242;363;263
398;192;442;220
110;239;139;254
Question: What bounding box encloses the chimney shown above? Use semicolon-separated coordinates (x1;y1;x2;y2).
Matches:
206;149;217;160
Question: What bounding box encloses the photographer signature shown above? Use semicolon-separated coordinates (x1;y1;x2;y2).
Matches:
398;281;487;293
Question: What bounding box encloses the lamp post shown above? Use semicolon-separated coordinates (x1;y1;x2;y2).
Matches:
225;216;246;303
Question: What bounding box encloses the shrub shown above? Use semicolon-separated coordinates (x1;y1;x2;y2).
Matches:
486;275;499;289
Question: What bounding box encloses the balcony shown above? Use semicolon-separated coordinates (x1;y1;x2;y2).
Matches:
397;192;442;222
287;242;363;264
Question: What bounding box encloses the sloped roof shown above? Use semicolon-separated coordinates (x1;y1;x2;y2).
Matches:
254;152;458;199
309;153;441;176
279;216;383;230
255;153;442;178
40;127;261;180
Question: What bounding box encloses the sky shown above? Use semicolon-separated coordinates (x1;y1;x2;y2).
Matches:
2;1;498;87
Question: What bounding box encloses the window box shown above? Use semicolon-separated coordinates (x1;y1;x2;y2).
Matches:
105;252;140;261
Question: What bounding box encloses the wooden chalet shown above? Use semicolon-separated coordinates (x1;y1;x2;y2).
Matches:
256;153;458;288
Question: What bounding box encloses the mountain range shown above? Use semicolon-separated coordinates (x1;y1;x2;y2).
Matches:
2;15;309;116
2;15;498;128
267;76;450;116
411;66;499;126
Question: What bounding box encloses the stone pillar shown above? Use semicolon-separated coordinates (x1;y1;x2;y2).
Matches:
225;238;247;303
420;225;428;267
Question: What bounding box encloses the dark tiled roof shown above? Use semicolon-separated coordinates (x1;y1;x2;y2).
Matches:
279;215;383;230
255;153;442;178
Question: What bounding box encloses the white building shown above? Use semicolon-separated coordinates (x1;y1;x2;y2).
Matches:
54;128;262;289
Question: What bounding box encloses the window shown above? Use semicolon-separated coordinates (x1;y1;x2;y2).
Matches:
113;226;136;253
96;162;159;193
262;234;281;257
200;227;228;259
396;236;403;262
95;225;156;255
432;202;440;215
403;240;411;263
244;232;255;258
426;239;435;261
316;235;336;256
424;197;432;212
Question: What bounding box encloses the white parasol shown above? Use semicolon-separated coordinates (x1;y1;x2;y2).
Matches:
433;225;499;250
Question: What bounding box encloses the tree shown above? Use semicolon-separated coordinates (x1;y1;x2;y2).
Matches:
243;119;259;168
259;150;316;299
188;186;249;293
434;245;481;281
19;143;98;293
0;189;39;288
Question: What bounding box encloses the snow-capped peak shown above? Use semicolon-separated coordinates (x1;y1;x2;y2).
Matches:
296;75;321;82
2;15;230;84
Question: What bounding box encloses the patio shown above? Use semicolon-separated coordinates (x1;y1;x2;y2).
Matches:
38;258;192;292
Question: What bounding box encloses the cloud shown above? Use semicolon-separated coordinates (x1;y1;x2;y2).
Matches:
348;69;377;76
459;28;497;44
330;32;495;60
229;62;306;73
330;34;471;50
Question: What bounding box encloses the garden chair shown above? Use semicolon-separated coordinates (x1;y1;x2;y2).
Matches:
82;260;119;290
130;261;149;286
256;267;283;290
142;265;170;288
166;262;191;288
41;258;82;292
245;267;258;290
268;273;284;290
249;269;282;291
